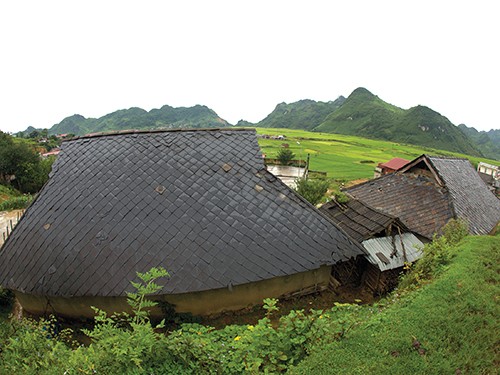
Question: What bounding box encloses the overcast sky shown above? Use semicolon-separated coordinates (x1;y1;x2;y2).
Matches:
0;1;498;134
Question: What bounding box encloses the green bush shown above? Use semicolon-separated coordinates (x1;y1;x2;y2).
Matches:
294;177;329;205
0;195;33;211
277;148;296;165
399;219;469;289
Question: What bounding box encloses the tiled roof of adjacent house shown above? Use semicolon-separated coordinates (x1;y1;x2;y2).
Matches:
347;172;454;239
0;128;363;298
319;198;408;243
348;154;500;238
425;156;500;235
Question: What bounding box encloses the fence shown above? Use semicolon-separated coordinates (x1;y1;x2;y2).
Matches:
0;210;24;246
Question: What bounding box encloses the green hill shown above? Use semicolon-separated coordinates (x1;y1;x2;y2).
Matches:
48;105;230;136
458;124;500;160
314;88;482;157
256;97;346;130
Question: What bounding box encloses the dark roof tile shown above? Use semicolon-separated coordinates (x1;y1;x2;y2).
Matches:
0;129;363;297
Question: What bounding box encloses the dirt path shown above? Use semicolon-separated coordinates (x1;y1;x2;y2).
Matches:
0;209;24;246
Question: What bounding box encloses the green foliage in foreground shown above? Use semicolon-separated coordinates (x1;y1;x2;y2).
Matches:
292;228;499;374
1;225;498;374
0;268;365;374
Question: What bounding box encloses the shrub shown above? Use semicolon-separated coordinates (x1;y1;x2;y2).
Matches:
399;219;469;289
0;195;33;211
294;178;329;205
277;148;295;165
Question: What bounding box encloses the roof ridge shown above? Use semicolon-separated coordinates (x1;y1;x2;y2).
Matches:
65;127;256;142
426;154;469;161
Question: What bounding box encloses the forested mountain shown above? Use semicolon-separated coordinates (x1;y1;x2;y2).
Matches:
457;124;500;160
308;88;483;156
255;97;346;130
48;105;230;136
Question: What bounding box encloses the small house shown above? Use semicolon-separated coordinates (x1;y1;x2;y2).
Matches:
320;198;424;294
0;128;363;319
374;157;410;178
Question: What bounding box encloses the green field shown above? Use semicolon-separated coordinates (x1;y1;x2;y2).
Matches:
256;128;499;181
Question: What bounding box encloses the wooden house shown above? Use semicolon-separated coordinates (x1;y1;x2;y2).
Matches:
320;198;424;294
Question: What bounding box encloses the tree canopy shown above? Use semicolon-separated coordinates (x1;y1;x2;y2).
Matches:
0;131;53;194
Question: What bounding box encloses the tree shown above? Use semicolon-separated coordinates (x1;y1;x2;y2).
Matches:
277;148;295;165
294;178;329;205
0;131;54;193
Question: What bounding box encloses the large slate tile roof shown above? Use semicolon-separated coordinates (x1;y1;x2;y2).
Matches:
0;129;363;298
347;154;500;238
319;198;409;243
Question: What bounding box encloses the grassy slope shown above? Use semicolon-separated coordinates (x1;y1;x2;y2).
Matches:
291;235;500;374
256;128;499;181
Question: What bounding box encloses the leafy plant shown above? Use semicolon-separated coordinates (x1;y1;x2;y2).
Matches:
294;177;330;205
399;219;469;289
0;195;33;211
277;148;296;165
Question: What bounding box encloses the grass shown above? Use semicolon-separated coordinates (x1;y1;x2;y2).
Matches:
291;234;500;374
0;185;20;205
256;128;499;181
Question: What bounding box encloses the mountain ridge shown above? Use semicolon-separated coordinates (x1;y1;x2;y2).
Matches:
47;104;230;135
16;89;499;160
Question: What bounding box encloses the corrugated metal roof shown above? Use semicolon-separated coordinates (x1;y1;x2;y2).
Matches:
380;158;410;171
362;233;424;272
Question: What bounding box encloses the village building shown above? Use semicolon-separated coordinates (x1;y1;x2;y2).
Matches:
320;198;424;294
0;128;364;319
477;161;500;195
348;154;500;240
373;157;410;178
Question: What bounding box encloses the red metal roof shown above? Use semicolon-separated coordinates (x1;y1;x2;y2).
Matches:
379;157;410;171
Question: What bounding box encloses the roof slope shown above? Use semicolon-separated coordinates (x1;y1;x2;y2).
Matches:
347;173;454;239
0;129;363;298
426;156;500;235
319;199;407;242
348;154;500;238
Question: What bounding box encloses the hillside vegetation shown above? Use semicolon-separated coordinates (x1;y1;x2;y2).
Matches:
292;233;499;374
458;124;500;160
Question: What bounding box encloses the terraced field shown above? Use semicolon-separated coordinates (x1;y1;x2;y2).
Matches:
256;128;499;181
